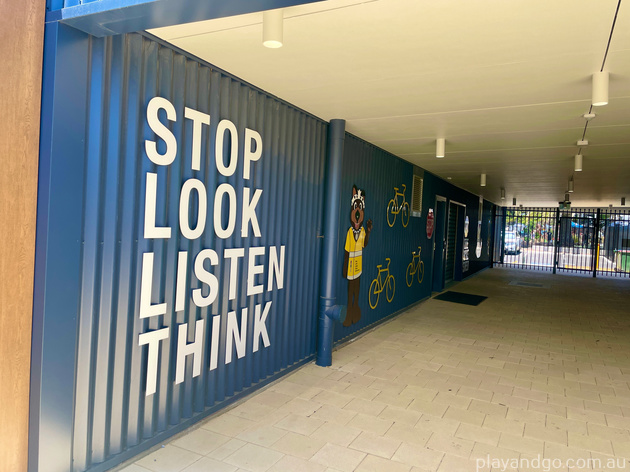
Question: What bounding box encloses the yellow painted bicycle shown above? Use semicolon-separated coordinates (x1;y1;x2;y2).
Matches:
369;258;395;309
386;184;410;228
406;246;424;287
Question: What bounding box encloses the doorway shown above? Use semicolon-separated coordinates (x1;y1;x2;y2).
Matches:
432;197;447;292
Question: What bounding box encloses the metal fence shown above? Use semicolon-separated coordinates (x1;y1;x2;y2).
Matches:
494;207;630;278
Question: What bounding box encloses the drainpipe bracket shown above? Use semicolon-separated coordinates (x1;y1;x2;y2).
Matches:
325;304;347;324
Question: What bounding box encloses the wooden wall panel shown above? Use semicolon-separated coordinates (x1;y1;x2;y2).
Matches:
0;0;45;470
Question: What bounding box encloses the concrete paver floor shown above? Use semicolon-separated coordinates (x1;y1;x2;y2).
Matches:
121;268;630;472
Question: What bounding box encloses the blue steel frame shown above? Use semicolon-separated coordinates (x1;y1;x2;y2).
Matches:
47;0;325;37
31;21;90;472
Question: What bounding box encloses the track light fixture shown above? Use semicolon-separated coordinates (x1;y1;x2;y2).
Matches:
574;154;583;172
512;197;516;206
568;176;574;193
480;173;486;187
501;188;505;200
622;197;626;206
436;138;445;158
592;71;609;106
263;9;284;48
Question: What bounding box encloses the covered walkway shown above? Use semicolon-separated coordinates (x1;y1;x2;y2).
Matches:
123;268;630;472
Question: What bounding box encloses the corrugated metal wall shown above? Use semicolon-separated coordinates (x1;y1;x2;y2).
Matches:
70;33;327;470
334;134;432;341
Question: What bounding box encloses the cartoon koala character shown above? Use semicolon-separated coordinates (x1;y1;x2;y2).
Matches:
342;185;373;327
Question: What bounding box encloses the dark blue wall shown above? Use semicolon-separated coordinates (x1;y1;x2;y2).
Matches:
333;135;495;342
33;27;496;472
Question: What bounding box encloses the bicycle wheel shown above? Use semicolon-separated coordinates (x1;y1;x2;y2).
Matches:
418;261;424;284
368;278;380;309
401;202;410;227
386;199;396;227
386;275;395;303
405;262;414;287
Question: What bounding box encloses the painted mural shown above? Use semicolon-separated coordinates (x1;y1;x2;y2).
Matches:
342;185;372;326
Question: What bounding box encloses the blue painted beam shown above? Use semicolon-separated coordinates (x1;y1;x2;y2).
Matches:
47;0;325;37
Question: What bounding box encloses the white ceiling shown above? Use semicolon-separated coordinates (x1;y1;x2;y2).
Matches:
150;0;630;207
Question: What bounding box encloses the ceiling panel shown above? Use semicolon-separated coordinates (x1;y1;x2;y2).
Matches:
150;0;630;207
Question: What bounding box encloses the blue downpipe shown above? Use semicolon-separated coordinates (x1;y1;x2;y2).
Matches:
316;119;346;367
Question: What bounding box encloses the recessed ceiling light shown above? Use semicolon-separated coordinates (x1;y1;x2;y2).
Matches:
447;176;452;180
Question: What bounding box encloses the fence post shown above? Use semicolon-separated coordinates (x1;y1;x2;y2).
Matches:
593;208;601;278
553;207;560;274
490;206;496;268
500;209;506;264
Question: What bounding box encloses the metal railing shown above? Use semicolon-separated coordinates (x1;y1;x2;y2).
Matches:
494;207;630;278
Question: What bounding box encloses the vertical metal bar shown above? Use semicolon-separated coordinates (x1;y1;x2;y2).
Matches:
316;119;344;367
501;207;507;264
490;205;496;268
593;209;600;277
553;208;560;274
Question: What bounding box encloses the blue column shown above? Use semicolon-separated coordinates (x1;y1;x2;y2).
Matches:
29;22;89;472
316;119;346;367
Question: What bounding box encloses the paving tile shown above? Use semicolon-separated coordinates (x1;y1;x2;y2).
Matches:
274;414;325;436
347;413;394;436
224;443;284;472
482;416;524;436
415;414;460;436
118;465;153;472
136;445;202;472
343;398;387;416
391;443;443;470
311;390;354;408
267;455;326;472
455;423;499;446
384;422;432;447
270;431;325;459
206;439;247;461
310;404;357;425
236;424;287;447
180;457;237;472
310;422;362;448
349;431;401;459
311;443;366;472
546;415;587;435
378;406;421;426
437;454;481;472
171;428;231;455
567;431;613;455
202;414;258;437
355;454;411;472
524;423;567;446
468;399;508;418
426;432;474;458
498;432;543;456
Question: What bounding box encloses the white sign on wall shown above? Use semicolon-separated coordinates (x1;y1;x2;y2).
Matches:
138;97;285;395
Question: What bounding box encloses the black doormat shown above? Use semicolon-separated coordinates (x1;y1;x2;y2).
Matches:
433;291;487;306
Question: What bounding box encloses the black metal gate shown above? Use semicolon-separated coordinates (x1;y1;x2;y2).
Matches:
494;207;630;278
